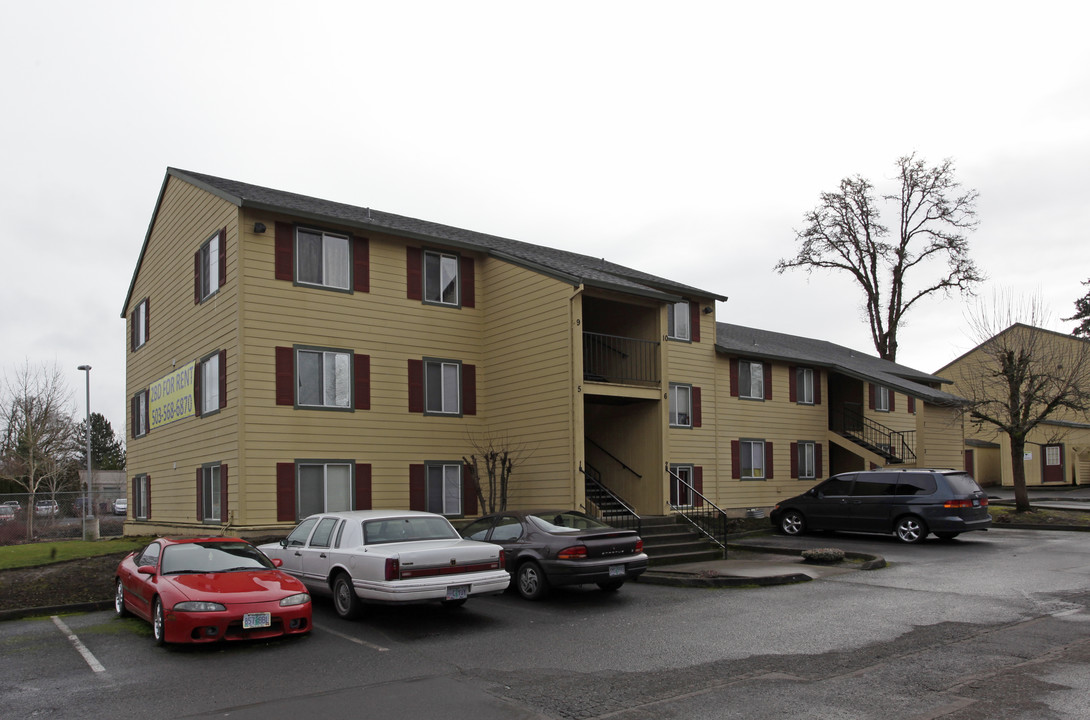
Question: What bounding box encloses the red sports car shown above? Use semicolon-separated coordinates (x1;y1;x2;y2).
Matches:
115;537;311;645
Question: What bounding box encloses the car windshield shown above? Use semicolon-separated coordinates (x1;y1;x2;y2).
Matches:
527;512;609;534
160;541;274;575
363;516;460;544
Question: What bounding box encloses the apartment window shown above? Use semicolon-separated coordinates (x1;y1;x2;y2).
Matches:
297;228;350;290
424;250;460;305
132;474;150;520
797;442;816;479
875;385;890;412
200;463;221;522
426;359;461;415
297;462;353;519
427;463;463;515
740;440;765;480
671;464;694;506
739;361;764;399
197;351;222;416
196;230;223;302
132;390;148;438
297;348;352;409
667;301;690;341
796;368;814;405
131;298;148;351
670;384;692;427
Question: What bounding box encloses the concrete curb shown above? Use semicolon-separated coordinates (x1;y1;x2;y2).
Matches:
0;599;113;623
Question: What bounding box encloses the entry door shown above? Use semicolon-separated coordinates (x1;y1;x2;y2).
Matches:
1042;445;1065;483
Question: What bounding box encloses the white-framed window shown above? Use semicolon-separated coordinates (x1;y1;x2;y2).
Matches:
1046;445;1062;466
426;462;462;515
199;231;220;301
739;361;764;400
740;439;765;479
797;441;816;480
132;299;148;350
297;348;352;409
424;250;459;305
199;351;220;415
671;464;694;507
201;463;221;522
667;301;690;341
875;385;890;412
133;391;148;438
133;474;149;520
796;367;814;405
296;228;350;290
670;383;692;427
297;462;353;519
425;359;461;415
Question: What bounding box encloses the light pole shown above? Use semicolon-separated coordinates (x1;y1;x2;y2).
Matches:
77;365;94;540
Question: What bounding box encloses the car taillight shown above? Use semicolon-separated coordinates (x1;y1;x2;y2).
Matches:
635;539;644;553
385;557;400;581
557;545;588;560
944;498;986;508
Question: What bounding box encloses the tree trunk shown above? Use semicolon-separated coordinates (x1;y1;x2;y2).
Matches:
1009;435;1031;511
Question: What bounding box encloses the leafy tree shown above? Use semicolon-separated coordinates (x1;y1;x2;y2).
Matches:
74;412;126;471
1064;278;1090;337
776;154;983;361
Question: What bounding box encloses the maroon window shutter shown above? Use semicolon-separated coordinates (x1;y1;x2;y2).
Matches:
406;247;422;300
908;396;916;414
689;302;700;343
132;477;137;516
869;383;876;410
196;467;203;520
765;441;774;480
409;464;426;510
143;391;150;434
193;250;201;304
194;361;203;417
353;237;370;293
354;354;370;410
789;367;798;403
815;443;823;479
462;464;478;515
217;228;227;288
763;364;773;400
276;463;296;522
814;369;822;405
221;464;228;521
462;364;476;416
143;299;150;344
354;464;372;510
731;440;741;479
274;222;294;281
130;309;136;352
889;391;896;412
460;256;475;308
790;442;799;479
693;467;703;508
407;360;424;412
692;386;702;427
146;475;152;518
218;350;227;409
730;358;739;397
130;395;137;438
275;347;294;406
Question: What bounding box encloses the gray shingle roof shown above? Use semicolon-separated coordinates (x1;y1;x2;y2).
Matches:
169;168;726;304
715;323;965;406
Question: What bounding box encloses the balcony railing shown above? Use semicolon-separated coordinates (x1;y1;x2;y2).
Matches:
583;332;660;386
832;403;917;464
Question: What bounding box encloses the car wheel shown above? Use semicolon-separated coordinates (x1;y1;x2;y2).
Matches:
516;561;550;601
895;516;929;543
152;598;166;645
332;573;363;620
441;599;467;609
935;532;960;540
597;579;624;592
779;510;806;536
114;579;129;618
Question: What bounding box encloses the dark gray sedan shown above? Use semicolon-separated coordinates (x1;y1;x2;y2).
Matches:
460;510;648;600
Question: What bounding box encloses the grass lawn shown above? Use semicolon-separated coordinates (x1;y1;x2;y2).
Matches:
0;537;152;571
988;505;1090;527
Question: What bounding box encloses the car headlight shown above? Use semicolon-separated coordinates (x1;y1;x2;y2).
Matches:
279;593;311;607
173;601;226;612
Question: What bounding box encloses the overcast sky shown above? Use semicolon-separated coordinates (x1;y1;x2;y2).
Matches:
2;1;1088;435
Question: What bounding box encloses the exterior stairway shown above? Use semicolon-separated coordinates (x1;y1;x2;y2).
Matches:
638;515;725;566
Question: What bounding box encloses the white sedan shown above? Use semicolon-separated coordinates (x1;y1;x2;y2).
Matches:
260;510;510;619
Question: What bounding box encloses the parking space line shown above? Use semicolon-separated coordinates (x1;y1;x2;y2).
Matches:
51;616;106;674
314;622;389;651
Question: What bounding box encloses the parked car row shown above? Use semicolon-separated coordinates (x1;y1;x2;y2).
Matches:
1;497;128;519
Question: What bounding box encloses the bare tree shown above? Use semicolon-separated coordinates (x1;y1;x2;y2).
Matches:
956;296;1090;510
776;154;983;361
1063;278;1090;337
0;362;76;539
462;430;530;514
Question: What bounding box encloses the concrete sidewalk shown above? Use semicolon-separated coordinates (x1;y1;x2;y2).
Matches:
987;485;1090;511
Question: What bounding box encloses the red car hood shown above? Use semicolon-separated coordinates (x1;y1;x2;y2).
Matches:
165;570;305;603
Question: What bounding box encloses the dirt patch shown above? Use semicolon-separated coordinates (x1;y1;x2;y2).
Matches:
0;552;130;612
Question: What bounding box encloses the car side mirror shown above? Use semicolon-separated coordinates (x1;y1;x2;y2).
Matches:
137;566;156;576
279;538;288;548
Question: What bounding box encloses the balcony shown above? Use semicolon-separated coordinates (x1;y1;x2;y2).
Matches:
583;332;660;386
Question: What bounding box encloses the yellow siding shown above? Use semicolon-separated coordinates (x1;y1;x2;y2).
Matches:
916;404;963;469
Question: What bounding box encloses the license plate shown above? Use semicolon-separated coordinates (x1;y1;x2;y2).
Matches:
609;564;625;577
972;499;980;507
446;585;469;601
243;612;271;629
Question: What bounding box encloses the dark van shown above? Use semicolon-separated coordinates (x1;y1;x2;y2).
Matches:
770;469;991;543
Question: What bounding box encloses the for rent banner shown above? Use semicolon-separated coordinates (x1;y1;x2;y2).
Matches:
149;361;195;430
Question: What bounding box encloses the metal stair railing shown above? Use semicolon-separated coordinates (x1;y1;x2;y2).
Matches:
666;465;728;556
580;464;641;534
832;404;917;464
